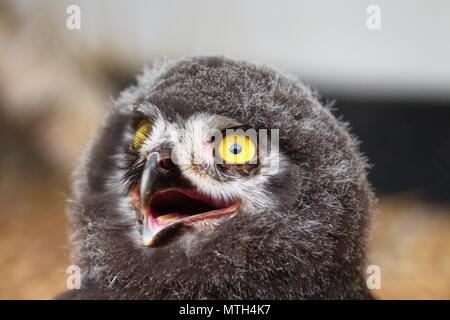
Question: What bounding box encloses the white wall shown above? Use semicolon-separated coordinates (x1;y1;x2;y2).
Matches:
11;0;450;99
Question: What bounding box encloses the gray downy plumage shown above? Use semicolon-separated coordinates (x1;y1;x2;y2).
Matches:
57;56;376;300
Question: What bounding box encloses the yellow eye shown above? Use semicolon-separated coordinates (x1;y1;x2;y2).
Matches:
133;120;151;150
218;134;256;163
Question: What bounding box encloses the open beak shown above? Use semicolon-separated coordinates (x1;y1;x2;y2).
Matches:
136;151;240;247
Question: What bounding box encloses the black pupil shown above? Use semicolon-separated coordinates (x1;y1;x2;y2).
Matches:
230;143;242;154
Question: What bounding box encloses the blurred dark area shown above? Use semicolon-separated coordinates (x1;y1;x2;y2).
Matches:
333;97;450;202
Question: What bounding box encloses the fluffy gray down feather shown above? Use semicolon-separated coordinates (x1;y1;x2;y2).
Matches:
57;56;376;299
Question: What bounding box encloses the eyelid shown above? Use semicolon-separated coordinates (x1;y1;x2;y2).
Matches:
220;125;249;135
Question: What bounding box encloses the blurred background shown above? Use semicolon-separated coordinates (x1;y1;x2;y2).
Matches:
0;0;449;299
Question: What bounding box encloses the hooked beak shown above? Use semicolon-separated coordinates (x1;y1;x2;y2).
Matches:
136;150;240;248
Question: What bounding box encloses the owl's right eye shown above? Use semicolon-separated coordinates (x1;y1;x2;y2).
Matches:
133;120;151;150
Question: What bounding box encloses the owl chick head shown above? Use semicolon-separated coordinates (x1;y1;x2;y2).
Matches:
121;108;285;247
68;56;375;299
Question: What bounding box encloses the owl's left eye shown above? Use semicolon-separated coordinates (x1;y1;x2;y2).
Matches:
218;134;256;163
133;120;151;150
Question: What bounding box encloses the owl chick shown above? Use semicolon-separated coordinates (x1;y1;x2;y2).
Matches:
57;56;375;299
